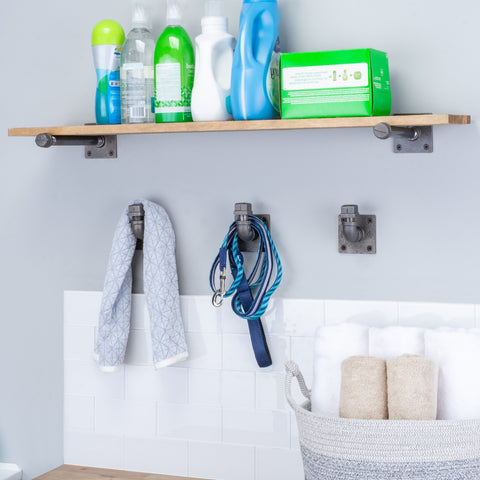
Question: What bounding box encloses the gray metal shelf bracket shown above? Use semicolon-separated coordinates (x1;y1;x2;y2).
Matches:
373;122;433;153
34;132;117;158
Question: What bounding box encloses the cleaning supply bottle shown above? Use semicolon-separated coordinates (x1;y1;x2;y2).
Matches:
191;0;235;122
92;20;125;124
154;0;195;123
230;0;281;120
120;1;155;124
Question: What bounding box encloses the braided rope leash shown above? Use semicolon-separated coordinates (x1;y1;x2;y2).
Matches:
210;215;282;367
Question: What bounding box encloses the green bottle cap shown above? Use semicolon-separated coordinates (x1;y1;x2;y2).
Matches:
92;19;125;45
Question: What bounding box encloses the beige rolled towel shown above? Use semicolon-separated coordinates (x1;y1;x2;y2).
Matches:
339;356;388;419
387;354;438;420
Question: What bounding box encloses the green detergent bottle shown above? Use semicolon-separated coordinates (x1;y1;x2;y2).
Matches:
154;0;195;123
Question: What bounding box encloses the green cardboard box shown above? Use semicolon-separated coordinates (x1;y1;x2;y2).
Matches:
280;48;391;118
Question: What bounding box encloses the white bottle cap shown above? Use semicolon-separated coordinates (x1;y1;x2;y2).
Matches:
166;0;182;25
201;16;228;32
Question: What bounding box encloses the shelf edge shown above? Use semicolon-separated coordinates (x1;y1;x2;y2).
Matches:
8;114;471;137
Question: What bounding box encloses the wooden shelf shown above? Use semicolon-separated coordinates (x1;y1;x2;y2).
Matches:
35;465;211;480
8;114;471;138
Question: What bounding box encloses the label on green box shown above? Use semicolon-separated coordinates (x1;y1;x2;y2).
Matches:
280;49;391;118
283;63;369;90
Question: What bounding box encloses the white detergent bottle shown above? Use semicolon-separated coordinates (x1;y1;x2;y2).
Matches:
191;0;235;122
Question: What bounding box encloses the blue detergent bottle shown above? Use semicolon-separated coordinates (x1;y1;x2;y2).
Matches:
230;0;281;120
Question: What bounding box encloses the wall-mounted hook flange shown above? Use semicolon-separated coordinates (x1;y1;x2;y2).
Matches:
234;202;270;252
338;205;376;254
373;122;433;153
128;203;145;250
34;132;117;158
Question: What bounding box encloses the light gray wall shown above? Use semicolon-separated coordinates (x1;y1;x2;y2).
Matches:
1;0;479;477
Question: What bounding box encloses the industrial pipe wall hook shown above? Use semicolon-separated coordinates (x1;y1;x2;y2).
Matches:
234;203;257;242
338;205;376;254
233;202;271;252
340;205;365;242
128;203;145;249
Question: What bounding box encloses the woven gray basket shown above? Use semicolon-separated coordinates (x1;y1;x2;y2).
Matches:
285;361;480;480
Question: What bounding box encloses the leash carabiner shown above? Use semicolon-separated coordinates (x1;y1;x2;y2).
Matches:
211;267;227;307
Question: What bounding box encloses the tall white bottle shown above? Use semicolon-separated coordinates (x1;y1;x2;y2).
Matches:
191;0;235;122
120;0;155;123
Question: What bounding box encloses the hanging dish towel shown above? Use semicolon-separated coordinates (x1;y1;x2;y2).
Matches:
94;199;188;371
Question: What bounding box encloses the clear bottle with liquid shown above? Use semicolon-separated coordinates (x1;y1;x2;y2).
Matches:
120;1;155;123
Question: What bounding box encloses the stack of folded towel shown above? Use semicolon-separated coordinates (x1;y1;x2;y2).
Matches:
339;354;438;420
311;324;480;420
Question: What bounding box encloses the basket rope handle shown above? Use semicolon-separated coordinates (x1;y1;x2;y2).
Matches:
285;361;311;409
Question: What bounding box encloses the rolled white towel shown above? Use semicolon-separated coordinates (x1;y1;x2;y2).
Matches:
311;323;369;416
424;328;480;420
369;326;425;358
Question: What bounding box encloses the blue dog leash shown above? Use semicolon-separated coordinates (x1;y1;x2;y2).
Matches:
210;215;282;367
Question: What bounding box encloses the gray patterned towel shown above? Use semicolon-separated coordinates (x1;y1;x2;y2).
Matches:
94;199;188;371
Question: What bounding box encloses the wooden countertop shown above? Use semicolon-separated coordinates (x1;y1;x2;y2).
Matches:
35;465;211;480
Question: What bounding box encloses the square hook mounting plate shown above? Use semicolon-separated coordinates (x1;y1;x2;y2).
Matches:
338;215;376;254
85;135;117;159
394;126;433;153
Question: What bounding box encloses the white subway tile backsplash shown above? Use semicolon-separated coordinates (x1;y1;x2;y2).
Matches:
64;360;124;399
221;300;280;335
65;291;480;480
157;404;222;442
181;295;222;333
222;408;290;448
325;299;398;327
221;371;255;409
176;332;222;370
123;401;157;437
129;294;147;329
252;299;279;335
221;306;250;334
263;335;290;372
290;336;315;389
255;446;304;480
222;334;259;371
124;330;153;366
94;398;156;437
64;291;101;326
277;298;325;336
256;373;288;411
94;398;125;436
189;441;255;480
188;369;221;405
124;437;188;476
125;365;188;404
64;326;95;361
223;334;290;372
64;395;95;431
64;431;124;469
398;301;475;328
